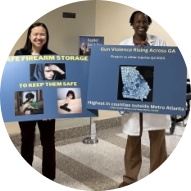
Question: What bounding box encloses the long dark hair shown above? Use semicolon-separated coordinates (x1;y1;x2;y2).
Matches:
22;22;49;55
66;90;75;99
23;92;35;104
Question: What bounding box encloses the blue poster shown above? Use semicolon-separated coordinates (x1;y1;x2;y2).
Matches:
0;107;4;191
79;36;104;55
86;45;187;115
0;55;98;122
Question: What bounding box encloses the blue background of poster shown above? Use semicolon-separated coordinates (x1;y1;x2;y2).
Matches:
1;56;98;122
86;45;187;115
0;107;4;191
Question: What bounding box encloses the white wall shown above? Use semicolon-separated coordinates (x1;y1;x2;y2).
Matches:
37;1;96;55
10;0;96;56
8;18;38;56
11;0;187;78
95;0;191;78
96;0;182;46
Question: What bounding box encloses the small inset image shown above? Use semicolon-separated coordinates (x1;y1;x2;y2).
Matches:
15;90;44;116
79;42;91;55
117;65;154;102
79;36;104;56
57;88;82;114
30;63;66;81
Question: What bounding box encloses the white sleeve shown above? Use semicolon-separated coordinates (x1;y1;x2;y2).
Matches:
119;40;125;45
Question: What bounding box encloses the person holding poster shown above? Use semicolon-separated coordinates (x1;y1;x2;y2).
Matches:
14;22;56;181
119;11;171;187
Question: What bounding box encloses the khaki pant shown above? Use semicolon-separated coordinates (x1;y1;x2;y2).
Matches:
123;113;167;184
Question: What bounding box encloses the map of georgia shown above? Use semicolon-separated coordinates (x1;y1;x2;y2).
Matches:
121;66;151;101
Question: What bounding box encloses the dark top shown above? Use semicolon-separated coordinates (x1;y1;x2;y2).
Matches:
14;48;56;56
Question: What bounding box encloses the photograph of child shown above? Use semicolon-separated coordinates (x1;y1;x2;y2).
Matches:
30;63;66;81
57;88;82;114
15;90;44;115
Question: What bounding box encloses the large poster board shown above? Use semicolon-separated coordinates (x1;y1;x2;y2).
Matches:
1;55;98;122
86;45;187;115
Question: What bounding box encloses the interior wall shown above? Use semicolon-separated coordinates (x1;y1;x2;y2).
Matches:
37;1;96;55
8;19;38;56
95;0;191;78
9;1;96;56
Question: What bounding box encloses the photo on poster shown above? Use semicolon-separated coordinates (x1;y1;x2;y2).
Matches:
30;63;66;81
79;36;104;55
15;90;44;116
117;65;154;102
57;88;82;114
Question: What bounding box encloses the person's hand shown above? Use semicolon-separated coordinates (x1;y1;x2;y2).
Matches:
49;65;65;75
23;102;30;110
140;41;150;47
66;97;72;100
27;104;34;109
23;98;34;109
134;40;150;47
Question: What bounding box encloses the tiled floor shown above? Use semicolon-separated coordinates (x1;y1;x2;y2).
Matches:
15;121;185;191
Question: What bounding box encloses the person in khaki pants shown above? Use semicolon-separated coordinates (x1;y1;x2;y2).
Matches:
119;11;171;187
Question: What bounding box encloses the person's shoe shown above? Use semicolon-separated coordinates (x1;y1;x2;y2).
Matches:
119;181;136;191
